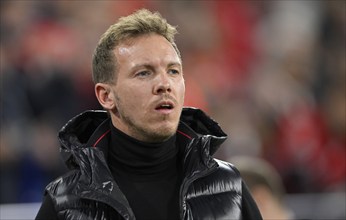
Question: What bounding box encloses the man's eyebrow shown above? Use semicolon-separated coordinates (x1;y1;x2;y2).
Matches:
131;63;153;70
167;62;182;68
131;62;182;70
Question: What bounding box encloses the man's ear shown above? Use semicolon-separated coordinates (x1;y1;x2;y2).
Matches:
95;83;116;110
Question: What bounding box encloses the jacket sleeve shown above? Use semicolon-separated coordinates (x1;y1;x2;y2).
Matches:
241;181;263;220
35;193;59;220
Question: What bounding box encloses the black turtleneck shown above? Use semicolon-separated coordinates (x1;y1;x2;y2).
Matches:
108;123;181;220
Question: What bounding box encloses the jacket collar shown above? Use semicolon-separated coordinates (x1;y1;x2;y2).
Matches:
179;107;227;155
58;107;228;169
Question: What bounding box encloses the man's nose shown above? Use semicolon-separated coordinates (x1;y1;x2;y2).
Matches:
153;73;171;94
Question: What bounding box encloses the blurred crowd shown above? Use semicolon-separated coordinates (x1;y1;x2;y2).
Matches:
1;1;345;204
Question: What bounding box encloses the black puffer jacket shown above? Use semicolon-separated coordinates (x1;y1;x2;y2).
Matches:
41;108;260;220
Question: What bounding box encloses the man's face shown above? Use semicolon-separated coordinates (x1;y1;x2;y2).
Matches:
110;34;185;142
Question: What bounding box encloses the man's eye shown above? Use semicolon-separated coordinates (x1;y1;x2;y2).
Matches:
136;71;150;77
168;69;179;75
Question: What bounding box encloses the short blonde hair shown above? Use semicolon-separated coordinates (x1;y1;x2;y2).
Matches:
92;9;180;84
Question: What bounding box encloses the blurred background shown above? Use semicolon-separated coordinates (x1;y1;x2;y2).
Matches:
0;0;345;219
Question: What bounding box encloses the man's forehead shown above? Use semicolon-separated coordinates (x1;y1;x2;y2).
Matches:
114;35;181;64
117;47;132;56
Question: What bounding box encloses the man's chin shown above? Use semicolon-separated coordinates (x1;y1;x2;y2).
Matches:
149;127;177;143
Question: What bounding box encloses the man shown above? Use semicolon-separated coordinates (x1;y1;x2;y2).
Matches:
36;9;262;220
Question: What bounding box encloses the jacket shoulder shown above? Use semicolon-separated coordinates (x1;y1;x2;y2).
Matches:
215;159;241;178
43;170;125;219
185;159;242;219
43;170;85;213
45;170;81;197
188;159;242;196
205;159;242;193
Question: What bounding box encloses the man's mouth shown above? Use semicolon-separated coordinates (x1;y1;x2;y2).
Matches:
155;101;174;111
